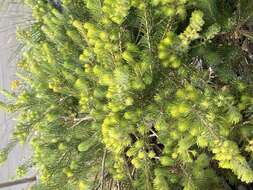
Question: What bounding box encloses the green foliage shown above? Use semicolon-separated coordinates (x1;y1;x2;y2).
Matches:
193;0;218;22
1;0;253;189
0;150;8;164
0;140;17;165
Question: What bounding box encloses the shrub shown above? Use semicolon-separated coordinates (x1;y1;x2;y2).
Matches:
1;0;253;189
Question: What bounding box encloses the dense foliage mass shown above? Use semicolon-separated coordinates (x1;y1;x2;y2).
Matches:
1;0;253;189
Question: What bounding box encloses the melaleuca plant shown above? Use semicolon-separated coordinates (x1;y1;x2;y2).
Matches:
1;0;253;189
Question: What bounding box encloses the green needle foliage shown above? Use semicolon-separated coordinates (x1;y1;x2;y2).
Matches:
1;0;253;189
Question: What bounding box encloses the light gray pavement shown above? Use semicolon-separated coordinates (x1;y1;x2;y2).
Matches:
0;2;34;190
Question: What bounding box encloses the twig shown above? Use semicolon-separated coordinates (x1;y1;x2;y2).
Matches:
93;172;99;188
70;116;93;128
118;28;123;54
100;149;107;190
0;176;37;188
149;128;158;137
124;157;135;190
117;181;120;190
162;18;173;39
108;179;113;190
143;2;152;56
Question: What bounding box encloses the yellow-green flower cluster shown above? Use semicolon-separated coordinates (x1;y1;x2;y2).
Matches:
102;0;131;24
153;168;171;190
204;23;221;41
159;32;182;68
151;0;188;18
212;140;253;183
41;8;66;42
102;113;131;179
81;22;120;64
179;10;205;51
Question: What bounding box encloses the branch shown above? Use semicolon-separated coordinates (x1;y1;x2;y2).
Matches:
100;149;107;190
70;116;93;128
0;176;37;188
143;2;153;56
